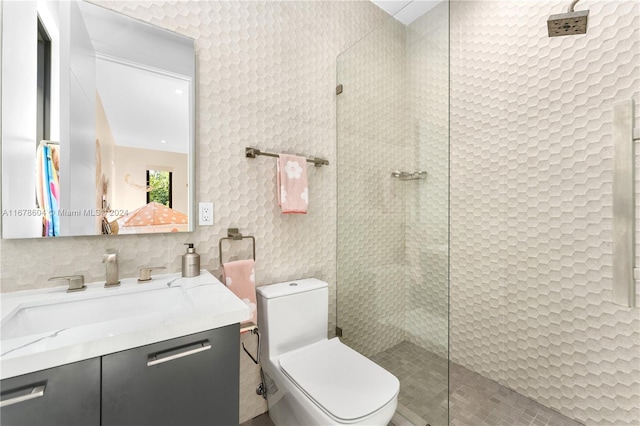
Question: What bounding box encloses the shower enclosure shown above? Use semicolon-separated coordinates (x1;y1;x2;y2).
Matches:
337;1;639;425
336;2;450;425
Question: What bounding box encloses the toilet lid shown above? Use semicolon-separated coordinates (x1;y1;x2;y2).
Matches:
278;338;399;422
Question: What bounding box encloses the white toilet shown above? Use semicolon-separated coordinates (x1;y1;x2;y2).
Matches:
256;278;399;425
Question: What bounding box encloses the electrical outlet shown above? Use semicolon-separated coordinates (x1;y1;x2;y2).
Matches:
199;202;214;226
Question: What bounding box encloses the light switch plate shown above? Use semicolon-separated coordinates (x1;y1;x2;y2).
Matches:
199;202;214;226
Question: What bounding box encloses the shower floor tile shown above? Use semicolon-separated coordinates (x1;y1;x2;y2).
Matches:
370;341;583;426
242;341;583;426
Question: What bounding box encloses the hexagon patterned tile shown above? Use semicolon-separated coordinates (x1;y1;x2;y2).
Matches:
450;1;640;424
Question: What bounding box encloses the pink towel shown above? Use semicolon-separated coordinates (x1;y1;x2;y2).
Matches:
222;259;257;326
277;154;308;214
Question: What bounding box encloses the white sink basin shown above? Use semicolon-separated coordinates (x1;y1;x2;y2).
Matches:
0;271;250;380
2;285;192;340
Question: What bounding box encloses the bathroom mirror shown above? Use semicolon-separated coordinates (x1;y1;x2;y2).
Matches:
1;0;195;238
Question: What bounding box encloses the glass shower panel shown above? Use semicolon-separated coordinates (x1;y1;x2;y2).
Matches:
336;16;408;359
404;2;450;361
336;2;450;425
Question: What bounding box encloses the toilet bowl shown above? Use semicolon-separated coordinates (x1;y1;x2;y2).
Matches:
256;279;399;425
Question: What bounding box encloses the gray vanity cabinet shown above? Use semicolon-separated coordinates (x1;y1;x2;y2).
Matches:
101;324;240;426
0;358;100;426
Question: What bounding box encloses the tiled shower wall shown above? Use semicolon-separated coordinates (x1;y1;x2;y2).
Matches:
0;1;388;422
450;1;640;424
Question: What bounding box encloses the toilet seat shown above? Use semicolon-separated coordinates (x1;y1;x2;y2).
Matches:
278;338;399;423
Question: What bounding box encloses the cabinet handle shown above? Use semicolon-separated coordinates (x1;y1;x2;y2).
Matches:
0;384;46;408
147;340;211;366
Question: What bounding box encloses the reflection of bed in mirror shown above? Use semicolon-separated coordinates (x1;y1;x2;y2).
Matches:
95;60;190;234
1;0;195;238
109;202;188;235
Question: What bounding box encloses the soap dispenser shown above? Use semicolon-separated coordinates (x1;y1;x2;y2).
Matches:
182;243;200;277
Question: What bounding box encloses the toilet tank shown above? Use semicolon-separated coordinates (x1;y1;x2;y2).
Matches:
257;278;328;359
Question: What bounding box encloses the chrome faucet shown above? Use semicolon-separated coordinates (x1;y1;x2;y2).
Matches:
103;249;120;287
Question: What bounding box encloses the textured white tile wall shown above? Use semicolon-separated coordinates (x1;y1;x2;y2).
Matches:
450;1;640;424
0;1;388;422
336;17;408;357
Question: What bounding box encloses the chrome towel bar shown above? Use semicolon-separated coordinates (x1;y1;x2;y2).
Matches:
245;147;329;167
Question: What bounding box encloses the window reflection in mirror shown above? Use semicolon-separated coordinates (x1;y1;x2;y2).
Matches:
147;170;173;208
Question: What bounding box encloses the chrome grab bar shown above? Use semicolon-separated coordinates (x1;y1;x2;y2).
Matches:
0;384;46;408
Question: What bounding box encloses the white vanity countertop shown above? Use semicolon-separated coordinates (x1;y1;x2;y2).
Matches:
0;270;250;380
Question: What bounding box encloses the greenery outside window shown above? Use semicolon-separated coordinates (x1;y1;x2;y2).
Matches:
146;170;172;208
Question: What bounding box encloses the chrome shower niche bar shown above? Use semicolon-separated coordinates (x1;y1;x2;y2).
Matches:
391;170;428;181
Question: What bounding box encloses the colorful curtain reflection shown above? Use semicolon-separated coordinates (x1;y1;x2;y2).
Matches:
36;142;60;236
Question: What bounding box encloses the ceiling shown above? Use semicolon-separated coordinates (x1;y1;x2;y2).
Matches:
370;0;442;25
96;59;190;154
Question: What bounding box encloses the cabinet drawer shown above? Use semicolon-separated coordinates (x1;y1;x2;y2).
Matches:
102;324;240;426
0;358;100;426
